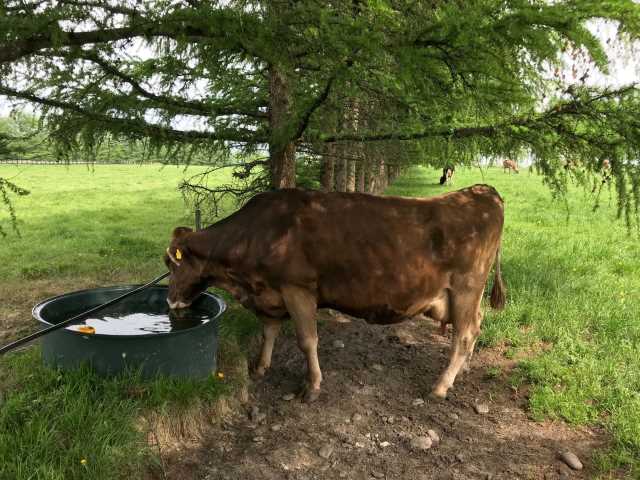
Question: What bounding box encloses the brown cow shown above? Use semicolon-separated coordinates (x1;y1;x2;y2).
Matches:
165;185;506;401
503;159;519;174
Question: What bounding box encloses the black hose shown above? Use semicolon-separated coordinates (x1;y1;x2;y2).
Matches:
0;271;170;356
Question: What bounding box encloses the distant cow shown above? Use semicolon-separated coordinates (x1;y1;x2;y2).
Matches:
503;159;519;174
592;158;612;192
564;159;578;171
165;186;506;401
439;165;455;185
601;159;612;183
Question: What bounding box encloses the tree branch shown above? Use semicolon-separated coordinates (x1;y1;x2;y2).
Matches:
0;85;267;143
0;9;268;65
0;27;145;64
291;57;356;143
73;51;268;119
56;0;142;17
321;86;639;143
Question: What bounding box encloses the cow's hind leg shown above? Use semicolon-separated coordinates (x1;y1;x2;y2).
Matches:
252;317;282;377
281;285;321;402
462;308;483;372
431;290;483;399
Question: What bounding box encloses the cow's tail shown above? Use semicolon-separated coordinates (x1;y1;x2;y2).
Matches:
489;244;506;310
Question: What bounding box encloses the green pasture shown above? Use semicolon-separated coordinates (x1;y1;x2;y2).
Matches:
0;164;223;283
0;164;638;478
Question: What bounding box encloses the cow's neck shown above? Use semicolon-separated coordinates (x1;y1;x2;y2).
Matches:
186;223;248;276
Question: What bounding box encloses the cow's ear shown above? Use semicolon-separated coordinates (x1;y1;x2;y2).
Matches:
167;243;192;266
172;226;194;241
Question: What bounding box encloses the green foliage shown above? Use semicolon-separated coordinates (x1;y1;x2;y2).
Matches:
0;113;170;164
295;157;322;190
0;177;29;237
1;1;640;222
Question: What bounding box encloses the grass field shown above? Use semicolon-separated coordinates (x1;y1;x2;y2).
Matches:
0;164;639;478
0;164;224;283
0;164;260;480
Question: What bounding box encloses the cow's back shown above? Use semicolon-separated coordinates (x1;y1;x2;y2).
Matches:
213;186;502;321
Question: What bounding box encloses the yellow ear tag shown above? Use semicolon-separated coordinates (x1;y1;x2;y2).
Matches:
175;249;182;260
77;326;96;335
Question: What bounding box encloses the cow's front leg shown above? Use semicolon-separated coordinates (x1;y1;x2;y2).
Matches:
252;317;282;377
281;285;321;402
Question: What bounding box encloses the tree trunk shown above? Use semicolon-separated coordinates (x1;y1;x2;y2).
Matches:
321;143;336;192
364;157;374;193
387;164;400;184
356;158;366;192
382;161;389;192
268;65;296;189
334;151;347;192
347;159;356;192
366;149;380;194
345;99;359;192
376;159;387;194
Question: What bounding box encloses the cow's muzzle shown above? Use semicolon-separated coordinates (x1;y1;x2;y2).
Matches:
167;298;191;310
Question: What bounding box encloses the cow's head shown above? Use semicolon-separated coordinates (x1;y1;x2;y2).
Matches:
165;226;208;309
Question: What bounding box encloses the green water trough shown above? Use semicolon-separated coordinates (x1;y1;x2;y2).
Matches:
32;285;226;379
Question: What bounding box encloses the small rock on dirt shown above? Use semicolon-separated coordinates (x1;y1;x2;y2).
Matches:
427;429;440;445
318;444;334;459
412;398;425;407
332;339;345;349
271;424;282;432
249;405;260;420
409;436;432;452
282;393;296;401
371;363;384;372
252;436;265;443
371;471;385;479
455;453;465;463
474;403;490;414
558;450;583;470
352;413;363;422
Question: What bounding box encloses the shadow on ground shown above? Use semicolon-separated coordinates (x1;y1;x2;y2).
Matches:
158;312;607;480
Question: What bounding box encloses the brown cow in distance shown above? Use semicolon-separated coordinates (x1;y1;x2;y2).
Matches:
503;159;519;174
165;186;506;401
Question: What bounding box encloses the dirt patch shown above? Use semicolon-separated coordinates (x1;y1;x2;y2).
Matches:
158;312;612;480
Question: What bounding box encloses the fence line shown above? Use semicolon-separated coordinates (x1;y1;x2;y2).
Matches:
0;158;162;165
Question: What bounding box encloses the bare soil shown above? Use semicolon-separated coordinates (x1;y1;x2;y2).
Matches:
161;311;610;480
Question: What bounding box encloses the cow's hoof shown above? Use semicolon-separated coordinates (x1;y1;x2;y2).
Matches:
429;387;448;401
302;387;321;403
249;363;268;380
